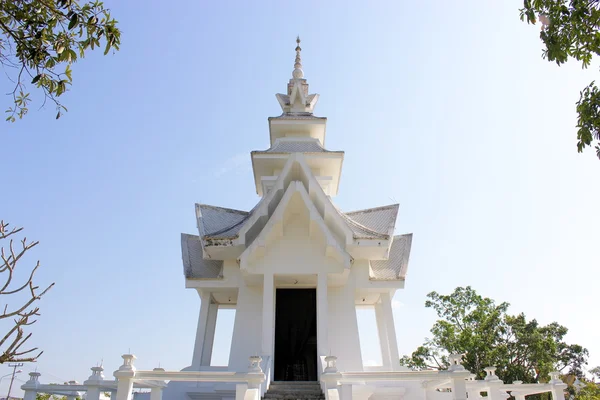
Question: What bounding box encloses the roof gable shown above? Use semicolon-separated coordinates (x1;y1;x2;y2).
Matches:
237;153;355;247
239;180;351;270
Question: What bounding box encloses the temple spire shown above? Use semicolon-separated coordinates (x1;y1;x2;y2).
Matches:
293;36;304;79
276;36;319;114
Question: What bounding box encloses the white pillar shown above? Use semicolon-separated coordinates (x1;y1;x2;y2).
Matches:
317;273;329;358
114;354;136;400
261;273;274;356
86;387;101;400
236;383;260;400
339;384;352;400
201;300;219;366
450;377;467;400
192;290;211;369
374;300;391;369
549;371;567;400
115;378;134;400
22;389;37;400
22;372;40;400
380;291;400;370
150;387;163;400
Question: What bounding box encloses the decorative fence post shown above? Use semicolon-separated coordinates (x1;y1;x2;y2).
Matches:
84;366;106;400
236;356;264;400
483;367;508;400
114;354;137;400
150;368;167;400
448;354;468;400
320;356;342;400
21;372;41;400
549;371;567;400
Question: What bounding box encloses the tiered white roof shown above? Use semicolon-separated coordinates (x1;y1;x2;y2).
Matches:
181;38;412;282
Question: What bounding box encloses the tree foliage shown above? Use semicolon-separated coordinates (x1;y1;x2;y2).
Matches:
0;220;54;363
36;393;81;400
520;0;600;159
573;380;600;399
0;0;120;121
400;287;589;386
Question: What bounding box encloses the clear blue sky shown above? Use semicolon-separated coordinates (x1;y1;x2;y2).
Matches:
1;0;599;392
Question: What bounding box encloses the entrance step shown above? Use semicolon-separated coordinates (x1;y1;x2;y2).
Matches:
264;382;325;400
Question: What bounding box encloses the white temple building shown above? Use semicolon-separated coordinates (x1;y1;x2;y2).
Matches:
21;38;569;400
178;36;412;384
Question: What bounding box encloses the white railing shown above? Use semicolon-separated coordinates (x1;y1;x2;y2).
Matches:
113;354;265;400
22;354;266;400
319;355;568;400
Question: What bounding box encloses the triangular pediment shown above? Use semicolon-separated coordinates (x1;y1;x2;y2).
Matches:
238;180;351;271
236;154;355;249
197;154;401;262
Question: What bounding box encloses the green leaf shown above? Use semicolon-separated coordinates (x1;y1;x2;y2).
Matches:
65;65;72;82
31;74;42;84
56;111;61;120
68;13;78;30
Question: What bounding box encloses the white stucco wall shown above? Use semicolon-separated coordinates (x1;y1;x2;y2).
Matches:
227;282;263;372
327;271;363;372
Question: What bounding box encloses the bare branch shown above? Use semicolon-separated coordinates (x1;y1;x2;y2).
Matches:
0;220;54;363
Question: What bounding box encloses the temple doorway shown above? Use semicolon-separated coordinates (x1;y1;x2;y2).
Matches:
274;288;318;381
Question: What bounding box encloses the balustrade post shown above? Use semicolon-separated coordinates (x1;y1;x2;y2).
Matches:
549;371;567;400
84;366;106;400
113;354;137;400
320;356;341;400
236;356;263;400
21;372;41;400
150;368;166;400
449;355;468;400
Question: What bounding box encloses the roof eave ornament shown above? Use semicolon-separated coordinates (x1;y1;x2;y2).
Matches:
275;36;319;114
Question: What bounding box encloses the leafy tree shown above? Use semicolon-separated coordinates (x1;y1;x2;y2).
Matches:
573;380;600;399
0;0;120;121
0;220;54;362
400;286;589;385
36;393;80;400
520;0;600;159
589;365;600;381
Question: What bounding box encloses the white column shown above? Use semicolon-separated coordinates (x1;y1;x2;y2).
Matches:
22;372;40;400
114;354;136;400
374;300;391;369
22;390;37;400
339;384;352;400
380;291;400;370
317;272;329;357
551;388;565;400
549;371;567;400
262;273;275;356
450;377;467;400
191;290;211;369
201;300;219;366
236;383;249;400
115;377;134;400
86;387;101;400
150;387;163;400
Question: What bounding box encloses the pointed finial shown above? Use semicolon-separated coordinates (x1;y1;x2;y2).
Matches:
293;36;304;79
